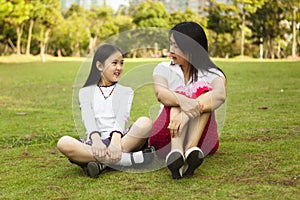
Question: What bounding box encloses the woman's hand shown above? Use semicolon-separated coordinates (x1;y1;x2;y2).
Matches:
90;133;107;162
174;93;200;118
168;107;181;138
107;133;122;163
168;107;190;138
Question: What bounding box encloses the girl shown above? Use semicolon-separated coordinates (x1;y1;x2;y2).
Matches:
57;44;153;178
150;22;226;179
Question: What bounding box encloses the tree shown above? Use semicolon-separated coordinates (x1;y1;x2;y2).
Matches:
169;8;207;28
281;0;300;58
207;0;239;57
130;1;170;57
25;0;44;55
0;0;13;54
86;6;115;54
132;0;169;28
3;0;32;55
233;0;265;57
248;0;285;58
35;0;62;61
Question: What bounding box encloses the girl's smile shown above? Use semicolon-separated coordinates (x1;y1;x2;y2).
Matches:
98;51;124;86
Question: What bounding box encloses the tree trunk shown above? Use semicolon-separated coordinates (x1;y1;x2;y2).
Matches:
270;38;275;59
211;34;218;57
7;38;17;53
40;28;50;62
86;27;97;54
277;41;281;59
16;24;24;55
88;36;97;54
26;19;34;55
292;6;297;58
241;10;245;57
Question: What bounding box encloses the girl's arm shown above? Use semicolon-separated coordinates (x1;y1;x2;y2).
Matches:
112;88;134;134
197;77;226;113
79;86;99;139
107;87;134;162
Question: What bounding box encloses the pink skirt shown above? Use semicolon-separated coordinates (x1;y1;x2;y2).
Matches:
149;81;219;158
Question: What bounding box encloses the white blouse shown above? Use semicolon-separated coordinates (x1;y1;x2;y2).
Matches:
79;84;134;140
153;61;224;91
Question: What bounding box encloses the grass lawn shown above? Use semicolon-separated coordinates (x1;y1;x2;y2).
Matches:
0;58;299;199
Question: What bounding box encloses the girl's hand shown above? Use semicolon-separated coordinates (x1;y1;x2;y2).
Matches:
107;133;122;163
90;133;107;162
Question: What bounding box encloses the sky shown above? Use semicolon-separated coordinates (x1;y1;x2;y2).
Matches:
109;0;129;11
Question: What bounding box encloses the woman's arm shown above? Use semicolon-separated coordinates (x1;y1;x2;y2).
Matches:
154;75;200;118
197;77;226;113
153;75;179;106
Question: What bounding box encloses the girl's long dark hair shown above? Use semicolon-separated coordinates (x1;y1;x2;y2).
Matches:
170;22;225;81
83;44;122;87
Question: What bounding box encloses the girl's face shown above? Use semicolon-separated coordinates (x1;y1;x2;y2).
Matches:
98;51;124;86
169;34;188;67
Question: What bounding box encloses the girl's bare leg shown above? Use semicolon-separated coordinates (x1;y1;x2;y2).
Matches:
57;136;97;163
121;116;152;152
57;117;152;166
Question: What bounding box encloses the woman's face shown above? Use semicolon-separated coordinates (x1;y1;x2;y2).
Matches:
169;34;188;67
99;51;124;85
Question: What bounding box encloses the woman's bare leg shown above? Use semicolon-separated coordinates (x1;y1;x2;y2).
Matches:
184;112;210;151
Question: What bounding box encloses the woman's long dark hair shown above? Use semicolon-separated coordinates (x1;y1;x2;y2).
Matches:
83;44;122;87
170;22;225;81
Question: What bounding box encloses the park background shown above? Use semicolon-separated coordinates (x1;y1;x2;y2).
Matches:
0;0;299;61
0;0;300;199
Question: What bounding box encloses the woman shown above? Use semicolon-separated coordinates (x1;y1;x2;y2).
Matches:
57;44;153;178
150;22;226;179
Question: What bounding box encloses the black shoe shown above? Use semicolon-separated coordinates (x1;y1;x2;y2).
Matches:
166;150;185;179
86;162;106;178
183;147;204;177
68;159;89;175
142;146;155;165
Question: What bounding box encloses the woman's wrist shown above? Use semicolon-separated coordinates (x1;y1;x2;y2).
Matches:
197;100;204;113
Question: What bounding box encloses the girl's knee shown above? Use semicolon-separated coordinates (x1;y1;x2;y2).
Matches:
136;116;152;128
57;136;74;153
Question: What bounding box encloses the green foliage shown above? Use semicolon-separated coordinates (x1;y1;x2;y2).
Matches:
207;0;239;57
247;0;285;58
233;0;265;14
207;1;238;34
0;0;13;22
169;8;207;28
3;0;32;26
132;0;169;28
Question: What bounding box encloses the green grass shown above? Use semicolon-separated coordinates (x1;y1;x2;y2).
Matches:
0;58;299;199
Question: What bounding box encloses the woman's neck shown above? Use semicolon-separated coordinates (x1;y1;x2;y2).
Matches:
180;64;190;84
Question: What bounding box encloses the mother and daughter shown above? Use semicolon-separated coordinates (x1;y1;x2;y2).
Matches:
57;21;226;179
